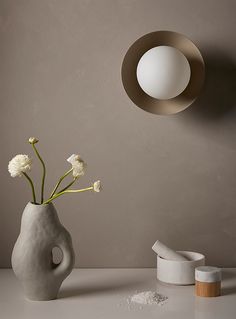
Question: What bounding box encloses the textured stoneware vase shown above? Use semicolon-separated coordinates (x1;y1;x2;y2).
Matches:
11;202;75;301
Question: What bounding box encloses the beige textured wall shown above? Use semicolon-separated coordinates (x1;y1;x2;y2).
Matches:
0;0;236;268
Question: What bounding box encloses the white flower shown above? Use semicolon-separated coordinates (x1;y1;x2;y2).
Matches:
67;154;86;178
93;180;101;192
67;154;79;164
72;163;86;178
8;154;32;177
28;137;38;144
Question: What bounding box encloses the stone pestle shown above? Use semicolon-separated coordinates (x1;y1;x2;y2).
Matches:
152;240;189;261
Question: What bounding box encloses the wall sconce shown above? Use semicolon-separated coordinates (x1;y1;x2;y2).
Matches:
121;31;205;115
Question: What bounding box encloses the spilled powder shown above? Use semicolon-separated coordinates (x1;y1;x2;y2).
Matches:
129;291;168;306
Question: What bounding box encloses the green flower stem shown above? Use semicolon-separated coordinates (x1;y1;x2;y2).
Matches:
23;172;36;204
49;168;73;199
32;144;46;204
57;178;76;193
43;186;93;205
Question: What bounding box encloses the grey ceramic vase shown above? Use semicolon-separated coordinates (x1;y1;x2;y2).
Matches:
11;202;75;301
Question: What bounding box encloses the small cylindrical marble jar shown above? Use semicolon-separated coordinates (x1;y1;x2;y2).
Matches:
195;266;221;297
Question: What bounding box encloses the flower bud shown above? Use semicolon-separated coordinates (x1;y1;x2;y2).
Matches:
28;137;39;144
93;180;102;192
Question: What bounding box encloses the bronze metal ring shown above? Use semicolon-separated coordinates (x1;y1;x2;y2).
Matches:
121;31;205;115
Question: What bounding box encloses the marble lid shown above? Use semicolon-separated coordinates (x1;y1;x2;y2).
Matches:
195;266;221;283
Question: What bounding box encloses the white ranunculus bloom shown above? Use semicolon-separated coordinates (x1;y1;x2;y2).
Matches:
71;162;86;178
93;180;101;192
67;154;78;164
8;154;32;177
67;154;86;178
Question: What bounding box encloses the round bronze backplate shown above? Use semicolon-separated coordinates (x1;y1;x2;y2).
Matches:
121;31;205;115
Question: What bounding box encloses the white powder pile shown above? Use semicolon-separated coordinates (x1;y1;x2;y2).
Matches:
130;291;168;306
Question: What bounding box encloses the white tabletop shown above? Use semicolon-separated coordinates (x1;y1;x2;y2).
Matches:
0;268;236;319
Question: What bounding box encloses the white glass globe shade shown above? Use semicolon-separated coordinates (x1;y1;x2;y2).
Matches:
136;46;191;100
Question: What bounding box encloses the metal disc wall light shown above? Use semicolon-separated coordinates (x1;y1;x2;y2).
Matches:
121;31;205;115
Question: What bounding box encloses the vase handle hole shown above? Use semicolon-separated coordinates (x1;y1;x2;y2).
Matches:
52;247;63;265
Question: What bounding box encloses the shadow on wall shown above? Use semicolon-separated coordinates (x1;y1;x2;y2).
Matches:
180;51;236;120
